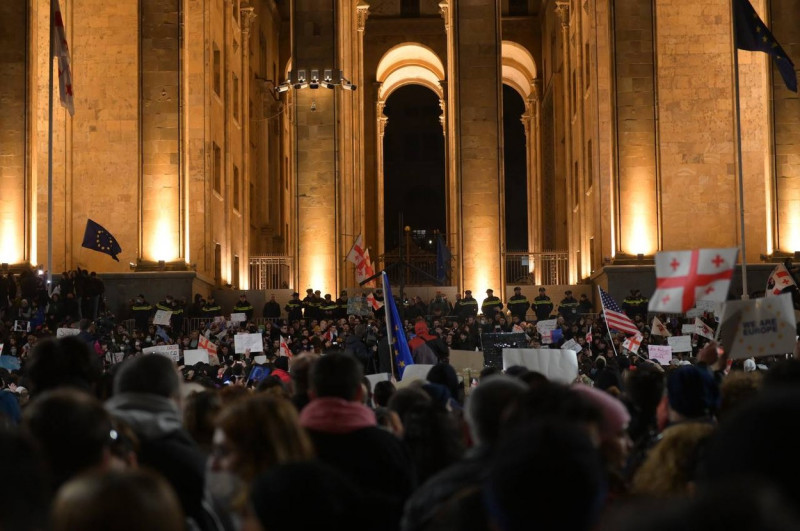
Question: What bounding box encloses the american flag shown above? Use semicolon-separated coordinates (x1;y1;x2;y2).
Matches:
599;287;639;336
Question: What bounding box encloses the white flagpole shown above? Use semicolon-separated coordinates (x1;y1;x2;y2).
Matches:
382;272;397;381
729;0;749;299
47;1;55;291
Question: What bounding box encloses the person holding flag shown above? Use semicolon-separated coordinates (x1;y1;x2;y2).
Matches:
381;272;413;379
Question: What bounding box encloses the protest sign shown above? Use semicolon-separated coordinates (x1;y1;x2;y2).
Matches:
57;327;81;338
648;344;673;365
253;355;268;364
347;296;372;317
502;349;578;385
105;352;125;365
234;333;264;353
398;364;434;385
448;349;485;374
0;356;21;371
681;324;696;335
480;332;528;368
13;321;29;333
717;293;796;359
230;313;247;323
667;335;692;353
536;319;558;335
143;344;180;363
561;339;581;353
184;349;210;366
366;373;391;390
153;310;172;326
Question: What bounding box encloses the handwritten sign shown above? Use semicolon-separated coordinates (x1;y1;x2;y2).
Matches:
718;293;796;359
153;310;172;326
143;344;180;363
668;335;693;353
648;344;673;365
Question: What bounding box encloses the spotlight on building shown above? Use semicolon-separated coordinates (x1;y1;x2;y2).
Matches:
293;69;308;90
322;69;336;89
309;69;320;89
341;79;357;91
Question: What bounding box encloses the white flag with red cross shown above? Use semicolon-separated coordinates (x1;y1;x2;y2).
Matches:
651;317;671;337
279;335;292;358
648;248;739;314
622;333;643;354
366;292;383;311
346;234;376;287
694;317;715;340
766;263;797;297
52;0;74;116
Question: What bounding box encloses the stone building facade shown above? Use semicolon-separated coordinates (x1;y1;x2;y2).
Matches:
0;0;797;299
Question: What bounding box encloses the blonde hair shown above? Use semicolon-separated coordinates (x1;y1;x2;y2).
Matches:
631;422;715;498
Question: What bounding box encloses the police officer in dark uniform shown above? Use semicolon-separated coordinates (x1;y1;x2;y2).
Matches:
481;289;503;319
507;287;531;322
533;287;554;321
171;297;186;333
263;294;281;320
578;293;593;314
622;290;638;318
455;289;479;320
285;292;303;322
558;290;579;323
131;294;154;332
336;290;349;320
302;289;316;320
202;295;223;319
233;293;254;321
320;294;338;320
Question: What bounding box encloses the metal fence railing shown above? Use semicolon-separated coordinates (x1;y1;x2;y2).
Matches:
504;250;569;286
249;255;292;290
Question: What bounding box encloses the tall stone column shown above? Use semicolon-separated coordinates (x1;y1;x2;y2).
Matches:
555;1;574;282
376;98;387;256
452;0;504;296
293;0;338;294
241;6;256;286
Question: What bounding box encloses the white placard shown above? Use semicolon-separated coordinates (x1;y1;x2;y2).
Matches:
366;373;391;390
143;344;180;362
648;344;673;365
561;339;581;353
667;335;693;352
230;312;247;322
536;319;558;335
681;324;696;334
234;333;264;353
183;349;210;365
153;310;172;326
105;352;125;365
694;300;721;314
718;293;796;359
253;355;268;364
399;364;434;384
685;308;704;318
57;327;81;338
502;348;579;385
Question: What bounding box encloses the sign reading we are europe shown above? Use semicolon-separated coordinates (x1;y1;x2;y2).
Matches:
717;293;796;359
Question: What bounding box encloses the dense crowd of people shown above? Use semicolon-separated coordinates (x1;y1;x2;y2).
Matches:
1;265;799;530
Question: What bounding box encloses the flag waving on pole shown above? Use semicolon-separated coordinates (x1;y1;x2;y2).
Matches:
648;248;738;314
651;316;671;337
279;336;292;358
52;0;74;115
599;287;640;336
622;333;643;354
346;234;376;287
733;0;797;92
766;263;797;296
382;272;413;379
694;317;715;340
81;219;122;261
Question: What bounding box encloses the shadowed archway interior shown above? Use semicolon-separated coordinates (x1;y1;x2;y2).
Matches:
503;84;528;251
382;85;446;252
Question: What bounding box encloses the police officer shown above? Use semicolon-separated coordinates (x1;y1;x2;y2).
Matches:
507;287;530;322
302;289;316;320
455;289;479;320
336;290;349;320
201;295;223;319
533;287;554;321
481;289;503;319
233;293;254;321
262;294;281;320
171;297;186;333
558;290;579;323
320;294;338;320
622;289;638;318
578;293;593;314
285;292;303;322
130;294;153;332
156;294;173;314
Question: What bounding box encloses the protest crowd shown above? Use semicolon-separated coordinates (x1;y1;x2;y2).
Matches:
1;263;800;531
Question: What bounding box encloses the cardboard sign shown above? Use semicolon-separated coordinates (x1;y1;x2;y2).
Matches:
718;293;796;359
183;349;210;366
57;327;81;338
153;310;172;326
648;344;673;365
448;349;485;374
230;313;247;323
561;339;581;353
667;335;693;353
347;296;373;317
536;319;558;335
143;344;180;363
502;348;579;385
234;333;264;353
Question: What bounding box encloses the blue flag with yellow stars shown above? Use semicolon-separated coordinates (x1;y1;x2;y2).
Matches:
81;219;122;261
381;271;414;379
734;0;797;92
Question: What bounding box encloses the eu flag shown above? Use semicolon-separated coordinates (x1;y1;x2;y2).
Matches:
734;0;797;92
82;219;122;261
435;234;451;284
382;271;414;379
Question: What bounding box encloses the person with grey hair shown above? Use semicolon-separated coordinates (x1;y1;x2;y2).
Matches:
400;375;527;531
106;355;227;531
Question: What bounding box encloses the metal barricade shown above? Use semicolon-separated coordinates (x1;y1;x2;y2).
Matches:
504;250;569;285
249;255;293;290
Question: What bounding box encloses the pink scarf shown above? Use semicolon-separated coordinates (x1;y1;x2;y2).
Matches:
299;397;376;434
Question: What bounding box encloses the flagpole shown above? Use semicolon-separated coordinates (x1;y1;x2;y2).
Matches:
382;272;397;381
598;286;621;358
730;0;749;299
47;1;55;292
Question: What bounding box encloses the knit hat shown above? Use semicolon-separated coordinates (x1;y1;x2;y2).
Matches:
667;365;719;419
572;384;630;442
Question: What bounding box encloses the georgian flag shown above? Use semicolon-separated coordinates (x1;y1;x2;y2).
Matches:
279;336;292;358
366;292;383;311
346;234;376;287
694;317;715;340
52;0;74;116
766;263;797;297
622;333;643;354
651;317;671;337
648;248;739;314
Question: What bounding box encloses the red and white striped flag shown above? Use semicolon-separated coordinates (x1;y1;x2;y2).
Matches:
622;333;643;354
766;263;797;296
279;335;292;358
651;316;671;337
648;248;738;314
52;0;74;116
599;287;639;336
